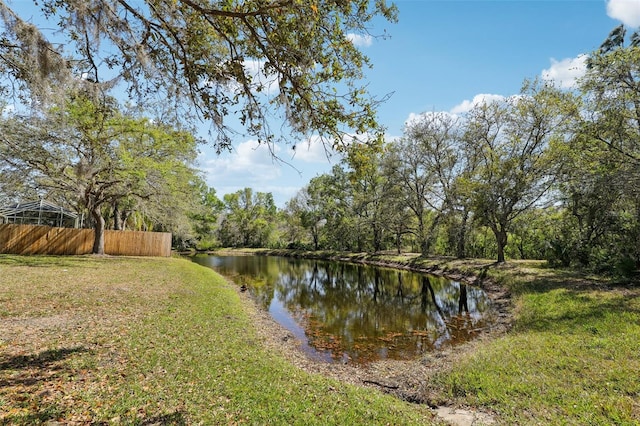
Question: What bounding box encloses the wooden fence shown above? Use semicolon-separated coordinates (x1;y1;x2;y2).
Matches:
0;224;172;257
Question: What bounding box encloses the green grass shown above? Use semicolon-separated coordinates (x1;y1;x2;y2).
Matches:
432;265;640;425
0;255;435;425
3;252;639;424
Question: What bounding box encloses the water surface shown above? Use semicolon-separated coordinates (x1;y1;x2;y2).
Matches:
191;255;492;364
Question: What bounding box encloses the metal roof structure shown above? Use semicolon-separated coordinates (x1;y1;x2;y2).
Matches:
0;199;80;228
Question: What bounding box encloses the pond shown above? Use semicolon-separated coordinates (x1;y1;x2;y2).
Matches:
191;255;493;364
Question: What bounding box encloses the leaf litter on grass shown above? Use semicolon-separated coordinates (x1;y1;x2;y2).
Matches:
0;256;182;424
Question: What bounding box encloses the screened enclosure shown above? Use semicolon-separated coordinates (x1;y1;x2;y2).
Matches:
0;199;80;228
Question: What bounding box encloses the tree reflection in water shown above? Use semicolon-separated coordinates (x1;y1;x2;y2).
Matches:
191;255;492;364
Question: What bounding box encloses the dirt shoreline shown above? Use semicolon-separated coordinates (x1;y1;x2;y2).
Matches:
231;255;513;414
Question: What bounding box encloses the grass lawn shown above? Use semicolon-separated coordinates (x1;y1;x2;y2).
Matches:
1;253;639;425
0;255;436;425
426;260;640;425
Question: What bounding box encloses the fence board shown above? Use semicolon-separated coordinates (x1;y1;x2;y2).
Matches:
104;229;172;257
0;224;171;257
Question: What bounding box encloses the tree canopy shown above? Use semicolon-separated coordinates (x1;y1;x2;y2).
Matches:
0;0;397;152
0;94;201;253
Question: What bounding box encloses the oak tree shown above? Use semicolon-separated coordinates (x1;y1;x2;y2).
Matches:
0;94;201;254
0;0;397;152
460;81;570;262
219;187;277;247
387;112;460;255
554;25;640;270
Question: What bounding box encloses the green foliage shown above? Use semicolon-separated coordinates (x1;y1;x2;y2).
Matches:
271;40;640;273
547;29;640;274
507;209;559;260
294;166;363;252
460;80;571;262
219;188;278;247
387;112;461;256
188;184;225;250
0;0;398;151
4;1;640;274
344;141;395;252
0;94;203;253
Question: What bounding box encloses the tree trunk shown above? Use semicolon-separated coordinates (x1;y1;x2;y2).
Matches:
373;224;382;252
636;198;640;269
420;240;430;257
456;210;469;259
493;226;508;263
91;207;106;255
426;213;441;252
113;202;122;231
120;210;131;231
417;214;429;256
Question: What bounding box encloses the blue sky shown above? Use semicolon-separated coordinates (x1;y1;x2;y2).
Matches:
200;0;640;207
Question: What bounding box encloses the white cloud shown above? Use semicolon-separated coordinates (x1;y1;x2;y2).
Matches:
404;110;458;127
607;0;640;28
450;94;505;115
541;55;587;89
1;104;15;117
287;132;380;160
261;185;302;205
199;138;338;206
199;140;283;194
405;112;425;126
404;94;512;128
346;33;373;47
243;59;279;94
286;135;336;163
384;132;401;143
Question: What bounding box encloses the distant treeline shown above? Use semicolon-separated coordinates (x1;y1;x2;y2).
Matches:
195;29;640;277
